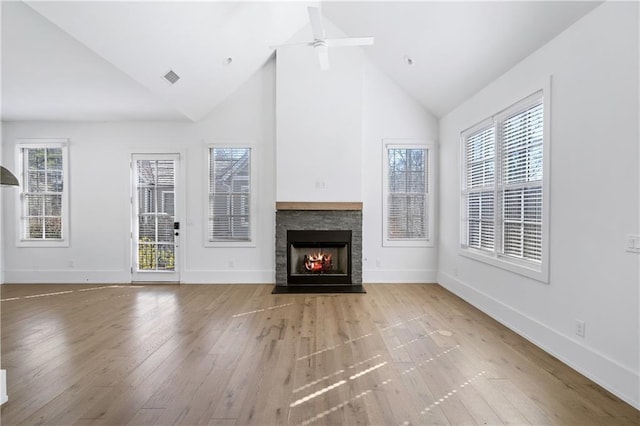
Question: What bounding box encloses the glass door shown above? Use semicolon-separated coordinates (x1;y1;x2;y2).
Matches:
131;154;180;282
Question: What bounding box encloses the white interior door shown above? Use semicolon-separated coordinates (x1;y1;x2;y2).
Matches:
131;154;181;282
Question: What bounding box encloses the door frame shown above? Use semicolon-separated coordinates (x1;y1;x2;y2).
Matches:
130;153;184;283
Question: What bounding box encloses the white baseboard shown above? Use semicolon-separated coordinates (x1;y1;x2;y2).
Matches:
181;269;274;283
4;269;436;285
363;269;437;283
3;269;130;284
2;269;275;284
437;271;640;410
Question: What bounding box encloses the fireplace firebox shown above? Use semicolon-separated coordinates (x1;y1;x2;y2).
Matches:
287;230;352;285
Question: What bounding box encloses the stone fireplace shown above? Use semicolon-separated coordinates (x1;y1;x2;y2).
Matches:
274;202;363;292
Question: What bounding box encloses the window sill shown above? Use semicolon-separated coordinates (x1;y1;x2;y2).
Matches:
383;239;434;248
205;240;256;248
459;247;549;283
17;240;69;248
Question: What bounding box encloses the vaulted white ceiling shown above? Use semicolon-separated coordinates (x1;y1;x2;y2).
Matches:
1;1;601;122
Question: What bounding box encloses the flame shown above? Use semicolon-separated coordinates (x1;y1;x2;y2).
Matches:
304;252;332;272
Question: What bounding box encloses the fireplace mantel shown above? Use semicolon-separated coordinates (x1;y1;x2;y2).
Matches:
276;202;362;211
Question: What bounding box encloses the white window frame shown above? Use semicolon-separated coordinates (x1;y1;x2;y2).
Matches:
382;140;435;247
16;139;70;248
205;143;257;248
460;89;550;283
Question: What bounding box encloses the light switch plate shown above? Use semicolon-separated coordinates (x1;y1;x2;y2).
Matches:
626;235;640;253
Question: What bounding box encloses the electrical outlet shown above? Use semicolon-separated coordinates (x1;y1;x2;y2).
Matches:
575;319;585;338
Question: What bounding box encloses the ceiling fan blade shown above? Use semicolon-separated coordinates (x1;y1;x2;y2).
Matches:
316;44;330;70
269;41;314;50
325;37;375;48
308;6;326;40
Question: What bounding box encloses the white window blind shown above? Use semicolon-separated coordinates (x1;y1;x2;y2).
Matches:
462;91;545;270
465;126;495;251
19;145;66;242
501;102;543;262
208;147;251;242
384;145;432;245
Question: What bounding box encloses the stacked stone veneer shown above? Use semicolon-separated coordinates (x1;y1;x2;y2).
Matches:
275;210;362;286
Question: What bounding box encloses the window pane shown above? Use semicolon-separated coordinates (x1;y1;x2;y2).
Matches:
26;194;43;216
502;103;543;185
523;186;542;223
209;147;251;242
21;146;65;241
28;171;45;192
503;189;522;221
503;223;523;257
481;220;495;250
44;217;62;239
386;147;428;241
47;148;63;170
231;193;249;215
138;242;157;270
44;195;62;216
157;219;174;243
27;217;43;239
28;149;45;170
161;191;175;216
466;191;494;250
523;224;542;261
139;216;156;240
466;127;495;188
46;171;63;192
156;244;175;270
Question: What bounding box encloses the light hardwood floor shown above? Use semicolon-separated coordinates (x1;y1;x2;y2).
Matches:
1;284;638;425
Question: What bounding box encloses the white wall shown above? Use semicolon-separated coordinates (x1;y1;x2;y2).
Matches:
438;2;639;408
275;22;364;202
1;59;277;284
362;63;439;282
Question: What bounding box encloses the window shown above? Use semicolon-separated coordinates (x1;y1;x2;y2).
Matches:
383;142;434;247
207;146;256;246
17;141;69;247
461;91;547;281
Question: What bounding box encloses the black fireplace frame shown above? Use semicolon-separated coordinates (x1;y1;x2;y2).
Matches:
287;230;352;285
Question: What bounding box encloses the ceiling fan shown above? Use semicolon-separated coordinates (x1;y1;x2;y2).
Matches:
271;6;374;71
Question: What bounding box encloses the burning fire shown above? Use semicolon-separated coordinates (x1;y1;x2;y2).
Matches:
304;252;333;273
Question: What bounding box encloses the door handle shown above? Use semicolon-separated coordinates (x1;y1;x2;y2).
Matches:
174;232;179;237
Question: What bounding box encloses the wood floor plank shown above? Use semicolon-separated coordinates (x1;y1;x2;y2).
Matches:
1;283;637;425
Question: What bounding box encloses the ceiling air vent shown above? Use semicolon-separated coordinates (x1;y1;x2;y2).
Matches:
163;70;180;85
